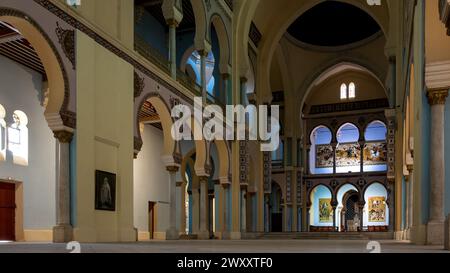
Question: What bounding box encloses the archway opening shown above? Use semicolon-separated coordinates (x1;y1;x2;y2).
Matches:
309;185;333;232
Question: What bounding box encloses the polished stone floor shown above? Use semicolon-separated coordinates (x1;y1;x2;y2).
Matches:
0;240;448;253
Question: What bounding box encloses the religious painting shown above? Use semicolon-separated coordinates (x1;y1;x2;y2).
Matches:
319;198;333;223
368;196;386;222
335;143;361;167
95;170;116;211
315;144;333;168
363;142;387;165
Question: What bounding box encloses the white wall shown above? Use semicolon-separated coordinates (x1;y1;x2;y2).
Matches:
0;55;56;229
133;124;169;233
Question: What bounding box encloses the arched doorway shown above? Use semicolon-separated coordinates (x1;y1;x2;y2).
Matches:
0;11;73;243
269;182;283;232
341;191;361;232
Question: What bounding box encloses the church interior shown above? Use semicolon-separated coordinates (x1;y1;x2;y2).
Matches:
1;0;450;253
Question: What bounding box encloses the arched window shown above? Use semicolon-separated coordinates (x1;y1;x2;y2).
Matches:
336;123;360;173
363;183;389;228
186;51;216;95
0;104;6;161
340;83;348;100
363;121;387;172
310;126;333;174
8;110;28;166
349;82;356;99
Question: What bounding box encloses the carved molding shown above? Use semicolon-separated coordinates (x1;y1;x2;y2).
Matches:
55;22;75;69
427;89;449;105
53;130;73;143
134;72;145;98
425;61;450;90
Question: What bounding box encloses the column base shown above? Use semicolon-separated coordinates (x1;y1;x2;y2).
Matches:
229;232;241;240
427;220;444;245
197;230;210;240
166;228;179;240
394;231;405;241
222;231;231;240
53;224;73;243
410;224;427;245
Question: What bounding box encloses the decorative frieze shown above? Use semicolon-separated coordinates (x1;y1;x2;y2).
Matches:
263;151;272;193
286;171;292;204
134;72;145;98
55;22;75;69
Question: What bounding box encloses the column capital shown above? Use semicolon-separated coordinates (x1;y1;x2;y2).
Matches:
166;165;179;173
197;49;209;57
166;18;179;28
53;130;73;143
427;89;449;105
198;176;209;184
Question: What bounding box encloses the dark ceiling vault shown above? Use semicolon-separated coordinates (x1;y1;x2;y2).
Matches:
135;0;196;33
287;1;381;47
0;22;46;76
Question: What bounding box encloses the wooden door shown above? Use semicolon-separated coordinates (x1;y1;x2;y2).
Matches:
148;202;155;239
0;182;15;241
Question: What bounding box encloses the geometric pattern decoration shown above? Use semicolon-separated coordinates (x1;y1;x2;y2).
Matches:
385;109;396;180
263;151;272;193
286;171;292;204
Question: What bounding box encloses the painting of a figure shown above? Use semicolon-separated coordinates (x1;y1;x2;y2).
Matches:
368;196;386;222
95;170;116;211
316;145;334;168
319;198;333;223
335;143;361;167
364;142;387;165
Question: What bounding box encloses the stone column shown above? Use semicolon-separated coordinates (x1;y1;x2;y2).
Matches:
53;131;73;243
331;142;337;174
198;50;208;104
359;140;365;173
405;165;414;239
264;194;270;232
331;200;338;232
427;89;448;245
167;19;178;79
178;181;187;235
166;166;179;240
162;0;183;79
198;176;210;239
222;184;231;239
221;73;230;105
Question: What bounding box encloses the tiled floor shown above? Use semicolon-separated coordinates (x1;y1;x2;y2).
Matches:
0;240;448;253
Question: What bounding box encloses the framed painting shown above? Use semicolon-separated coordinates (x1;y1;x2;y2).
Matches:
368;196;386;222
95;170;116;211
363;142;387;166
335;143;361;167
315;144;333;168
319;198;333;223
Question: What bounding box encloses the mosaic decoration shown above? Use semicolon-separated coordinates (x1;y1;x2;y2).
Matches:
335;143;361;167
363;142;387;166
319;198;333;223
368;196;386;222
315;144;333;168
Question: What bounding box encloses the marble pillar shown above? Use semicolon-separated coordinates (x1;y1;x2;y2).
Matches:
167;19;178;79
427;89;448;245
222;185;231;239
178;182;187;235
53;131;73;243
198;176;210;239
166;166;179;240
199;50;208;104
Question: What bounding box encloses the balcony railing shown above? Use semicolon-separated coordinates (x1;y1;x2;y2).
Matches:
134;34;170;75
